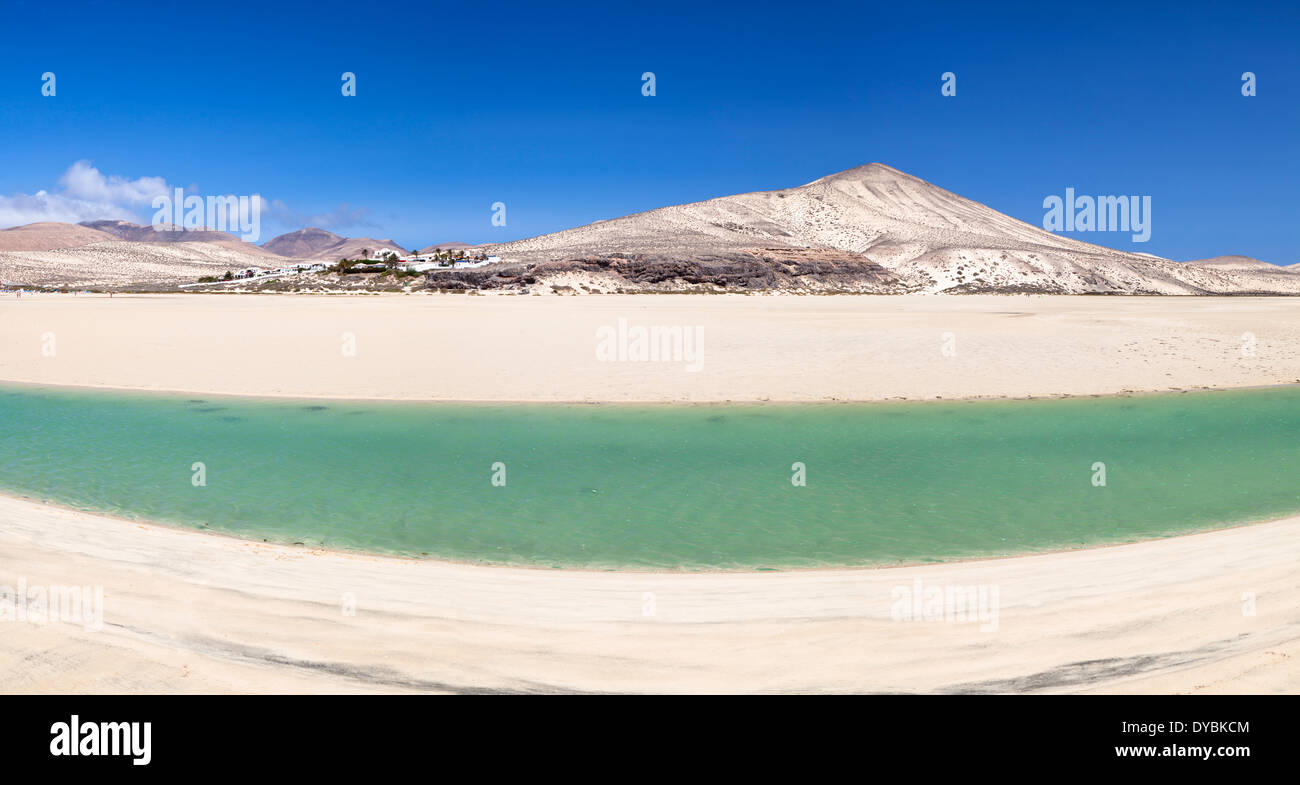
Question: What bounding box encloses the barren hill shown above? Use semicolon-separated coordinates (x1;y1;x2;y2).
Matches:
76;220;284;261
320;237;408;262
263;228;406;261
473;164;1300;295
0;240;284;288
0;222;119;252
262;228;345;257
80;220;251;247
1183;255;1282;270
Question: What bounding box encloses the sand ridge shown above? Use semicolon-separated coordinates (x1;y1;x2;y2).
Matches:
2;293;1300;402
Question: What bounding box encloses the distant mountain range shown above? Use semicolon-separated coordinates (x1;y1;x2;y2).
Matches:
80;219;254;247
1;165;1297;291
0;221;408;286
259;227;408;261
0;221;407;260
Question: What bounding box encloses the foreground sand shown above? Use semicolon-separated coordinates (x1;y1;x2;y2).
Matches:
2;293;1298;693
2;493;1296;693
2;293;1299;401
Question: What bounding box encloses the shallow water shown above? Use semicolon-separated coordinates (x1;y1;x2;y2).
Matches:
1;384;1297;570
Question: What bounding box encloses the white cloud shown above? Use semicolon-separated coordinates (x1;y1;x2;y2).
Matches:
0;161;172;228
0;161;377;240
59;160;169;205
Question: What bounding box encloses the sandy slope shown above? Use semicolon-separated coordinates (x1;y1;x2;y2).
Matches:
0;241;285;287
0;222;118;252
1184;255;1280;270
2;294;1299;401
1;494;1296;694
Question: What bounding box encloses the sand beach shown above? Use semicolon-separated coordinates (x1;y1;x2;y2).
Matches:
2;293;1298;693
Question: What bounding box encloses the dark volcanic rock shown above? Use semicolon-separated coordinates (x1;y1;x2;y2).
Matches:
424;249;901;293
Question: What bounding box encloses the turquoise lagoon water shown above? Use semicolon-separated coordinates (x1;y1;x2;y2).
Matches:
0;384;1297;570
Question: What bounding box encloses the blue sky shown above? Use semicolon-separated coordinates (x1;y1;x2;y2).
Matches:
1;0;1297;262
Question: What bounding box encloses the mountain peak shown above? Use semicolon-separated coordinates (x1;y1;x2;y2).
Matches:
261;227;405;260
808;162;920;187
291;227;341;238
262;227;345;257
